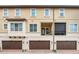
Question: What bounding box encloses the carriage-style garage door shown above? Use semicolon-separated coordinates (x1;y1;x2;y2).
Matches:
29;41;50;50
2;41;22;49
57;41;77;50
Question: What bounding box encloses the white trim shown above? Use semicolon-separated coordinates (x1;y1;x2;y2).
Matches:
3;8;8;16
59;8;65;16
9;22;23;32
44;8;50;16
15;8;21;16
69;23;78;32
30;8;36;16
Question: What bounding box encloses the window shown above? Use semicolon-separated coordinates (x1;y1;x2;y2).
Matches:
30;24;37;32
4;24;7;29
44;8;50;16
70;24;77;32
3;8;8;16
55;23;66;35
31;8;36;16
10;23;23;31
15;8;21;16
59;8;64;16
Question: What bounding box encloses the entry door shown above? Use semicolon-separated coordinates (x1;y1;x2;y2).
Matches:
41;27;49;35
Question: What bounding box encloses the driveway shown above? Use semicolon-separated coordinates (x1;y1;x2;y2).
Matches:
0;50;79;54
56;50;79;54
0;50;52;54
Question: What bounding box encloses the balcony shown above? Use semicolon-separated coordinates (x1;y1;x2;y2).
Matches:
41;23;52;35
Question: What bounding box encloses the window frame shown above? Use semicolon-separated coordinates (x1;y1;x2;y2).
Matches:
10;23;23;31
4;24;8;29
59;8;65;16
15;8;21;16
29;24;37;32
30;8;36;17
70;23;78;32
3;8;8;16
44;8;50;16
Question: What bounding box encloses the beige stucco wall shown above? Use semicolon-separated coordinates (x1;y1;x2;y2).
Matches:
0;8;79;33
0;8;53;19
0;8;53;32
0;7;79;51
0;18;8;32
54;8;79;20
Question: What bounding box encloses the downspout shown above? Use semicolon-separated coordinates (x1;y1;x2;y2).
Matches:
53;8;55;52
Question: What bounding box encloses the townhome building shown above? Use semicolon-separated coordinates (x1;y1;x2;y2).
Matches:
0;5;78;52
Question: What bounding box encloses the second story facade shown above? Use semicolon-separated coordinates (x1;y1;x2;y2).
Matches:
0;5;79;37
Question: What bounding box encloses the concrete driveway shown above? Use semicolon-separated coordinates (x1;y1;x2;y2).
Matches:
0;50;79;54
0;50;52;54
56;50;79;54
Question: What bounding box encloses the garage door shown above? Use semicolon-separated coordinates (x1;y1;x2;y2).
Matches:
29;41;50;50
57;41;76;50
2;41;22;49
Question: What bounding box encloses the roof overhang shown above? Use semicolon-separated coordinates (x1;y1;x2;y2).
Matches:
0;5;79;8
6;18;26;21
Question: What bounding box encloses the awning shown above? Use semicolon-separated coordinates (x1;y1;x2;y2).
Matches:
6;18;26;21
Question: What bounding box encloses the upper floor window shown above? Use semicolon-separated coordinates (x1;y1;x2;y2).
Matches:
3;8;8;16
70;24;77;32
4;24;7;29
44;8;50;16
31;8;36;16
10;23;23;31
59;8;64;16
30;24;37;32
15;8;21;16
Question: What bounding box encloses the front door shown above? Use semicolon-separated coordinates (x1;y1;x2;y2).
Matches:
41;27;49;35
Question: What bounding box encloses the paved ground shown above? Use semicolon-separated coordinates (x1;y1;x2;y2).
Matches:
0;50;79;54
56;50;79;54
28;50;52;54
0;50;52;54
